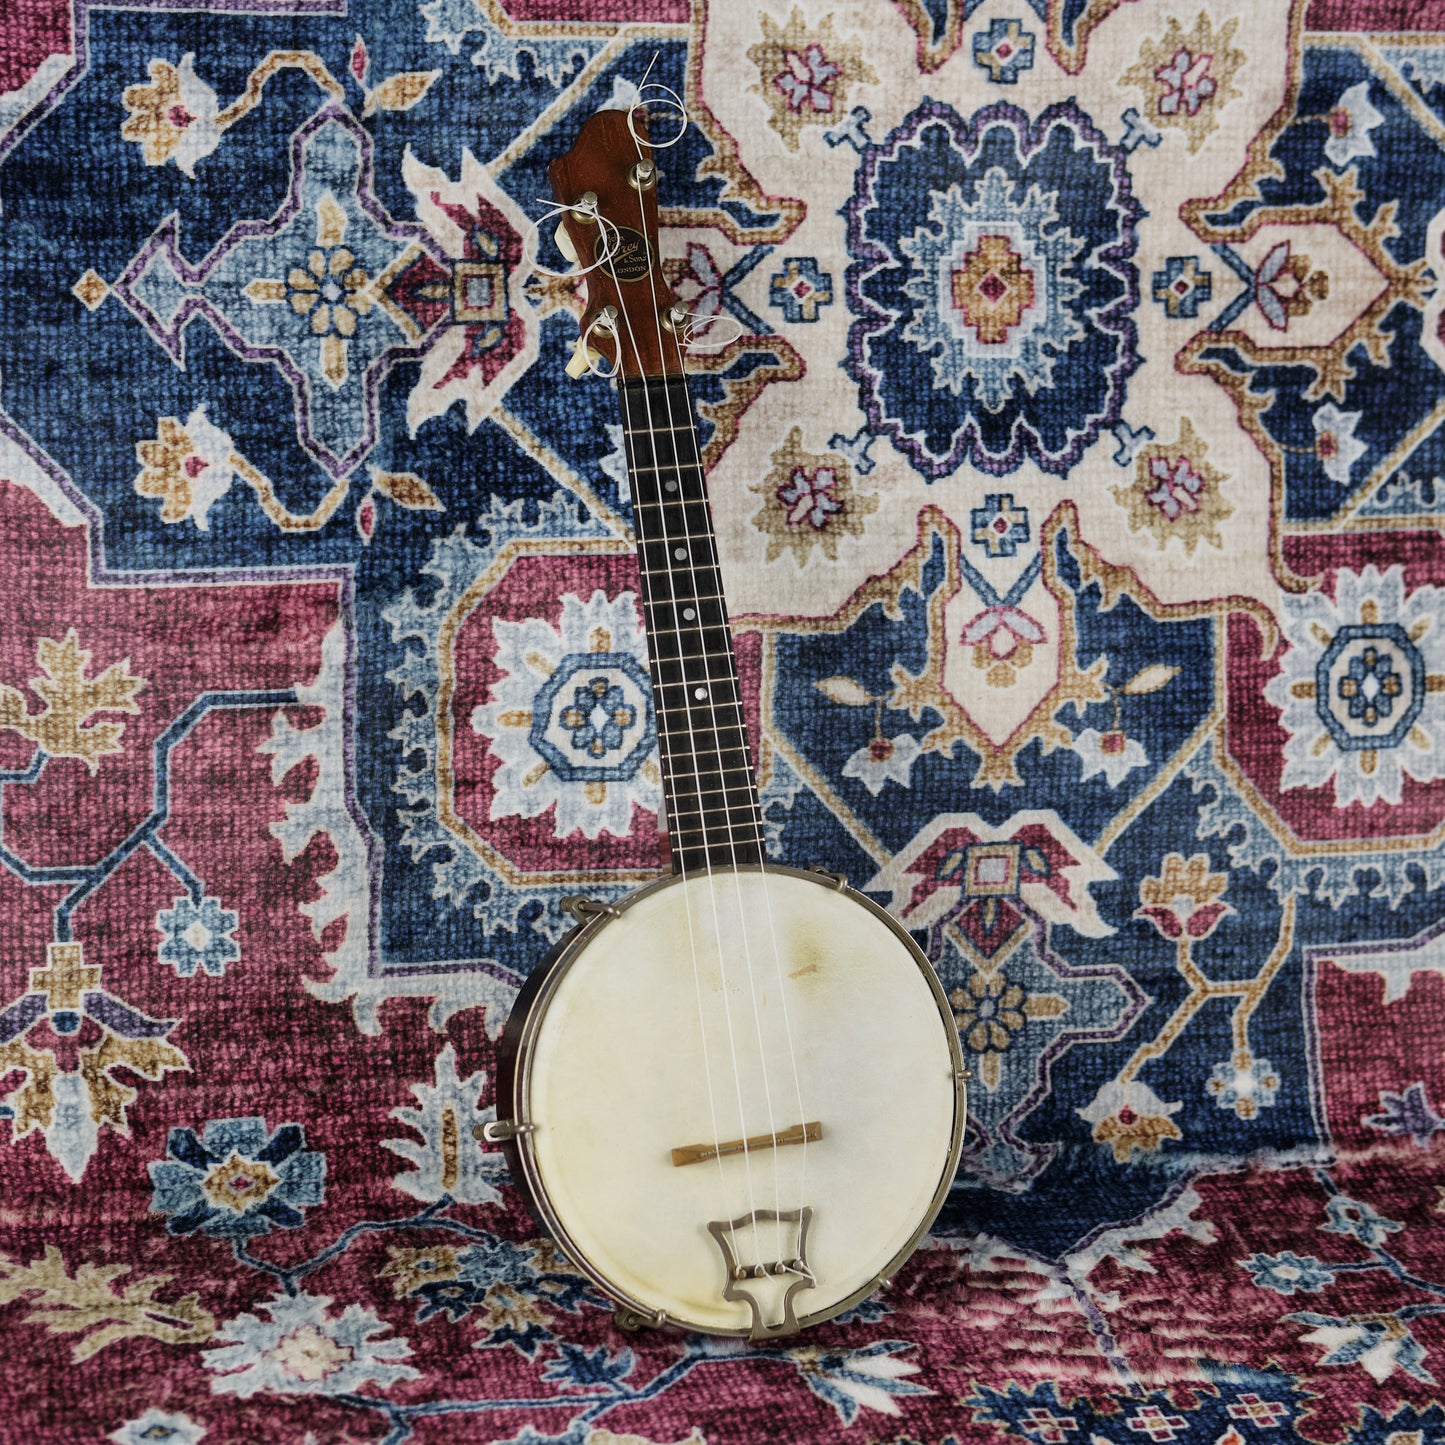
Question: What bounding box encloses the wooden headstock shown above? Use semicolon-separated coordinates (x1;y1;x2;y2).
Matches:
548;107;685;380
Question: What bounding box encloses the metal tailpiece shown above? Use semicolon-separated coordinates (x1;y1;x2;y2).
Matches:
707;1207;816;1338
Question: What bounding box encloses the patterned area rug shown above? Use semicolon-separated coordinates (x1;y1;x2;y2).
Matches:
5;0;1445;1440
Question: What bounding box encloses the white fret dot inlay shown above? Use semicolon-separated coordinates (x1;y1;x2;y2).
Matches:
693;687;706;700
664;480;678;492
682;607;696;621
673;547;687;560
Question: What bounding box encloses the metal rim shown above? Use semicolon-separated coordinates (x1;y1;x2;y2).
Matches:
508;862;967;1337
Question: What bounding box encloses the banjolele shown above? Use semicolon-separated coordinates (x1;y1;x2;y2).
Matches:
479;103;967;1340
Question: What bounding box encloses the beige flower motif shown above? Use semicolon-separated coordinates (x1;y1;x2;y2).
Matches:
1137;852;1233;940
201;1153;280;1214
1122;12;1246;153
286;245;372;341
133;404;235;528
1114;418;1230;555
243;195;374;387
747;9;877;151
950;968;1067;1091
752;426;877;564
0;632;145;774
473;1284;553;1341
379;1244;463;1297
120;54;224;175
970;637;1035;690
1078;1079;1184;1162
267;1324;351;1383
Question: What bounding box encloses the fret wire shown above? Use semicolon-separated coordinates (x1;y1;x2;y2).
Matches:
667;820;763;831
644;637;736;659
664;795;762;811
655;756;751;780
652;703;748;721
640;613;733;634
652;702;743;718
656;761;754;788
654;712;746;728
667;824;765;839
637;560;723;579
664;802;759;815
643;629;735;649
623;444;701;465
634;500;713;517
641;587;729;602
666;814;765;826
640;609;732;627
649;656;742;674
669;847;764;862
658;762;751;786
662;775;759;793
653;696;743;714
671;851;764;864
644;649;743;666
635;526;720;546
635;538;721;556
653;736;750;761
627;461;703;482
668;826;765;840
624;433;702;450
659;775;756;800
625;446;702;467
624;454;701;472
663;781;758;795
633;509;715;527
653;718;749;739
649;660;745;677
653;689;745;704
654;729;752;759
654;738;750;760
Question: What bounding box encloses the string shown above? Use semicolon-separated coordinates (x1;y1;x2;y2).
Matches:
609;217;769;1267
680;313;744;352
627;82;812;1256
527;195;627;283
580;96;753;1263
579;308;621;379
602;84;774;1268
621;89;807;1271
655;248;812;1276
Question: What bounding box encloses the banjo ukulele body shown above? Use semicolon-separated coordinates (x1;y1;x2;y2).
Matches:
492;865;966;1337
485;107;966;1340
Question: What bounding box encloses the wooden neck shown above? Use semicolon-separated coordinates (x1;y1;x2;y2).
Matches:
618;377;763;874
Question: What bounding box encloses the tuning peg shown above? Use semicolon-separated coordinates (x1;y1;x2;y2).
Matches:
565;332;601;379
554;222;580;265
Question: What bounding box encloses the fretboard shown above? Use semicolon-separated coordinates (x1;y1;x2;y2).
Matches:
618;377;763;874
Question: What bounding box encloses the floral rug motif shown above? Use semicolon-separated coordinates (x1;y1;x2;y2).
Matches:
5;0;1445;1441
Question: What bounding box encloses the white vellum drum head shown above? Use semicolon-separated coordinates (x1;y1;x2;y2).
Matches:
523;868;960;1334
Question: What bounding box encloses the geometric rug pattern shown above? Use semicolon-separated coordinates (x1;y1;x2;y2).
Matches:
5;0;1445;1439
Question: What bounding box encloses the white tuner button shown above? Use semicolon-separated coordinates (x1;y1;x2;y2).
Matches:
554;222;580;265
